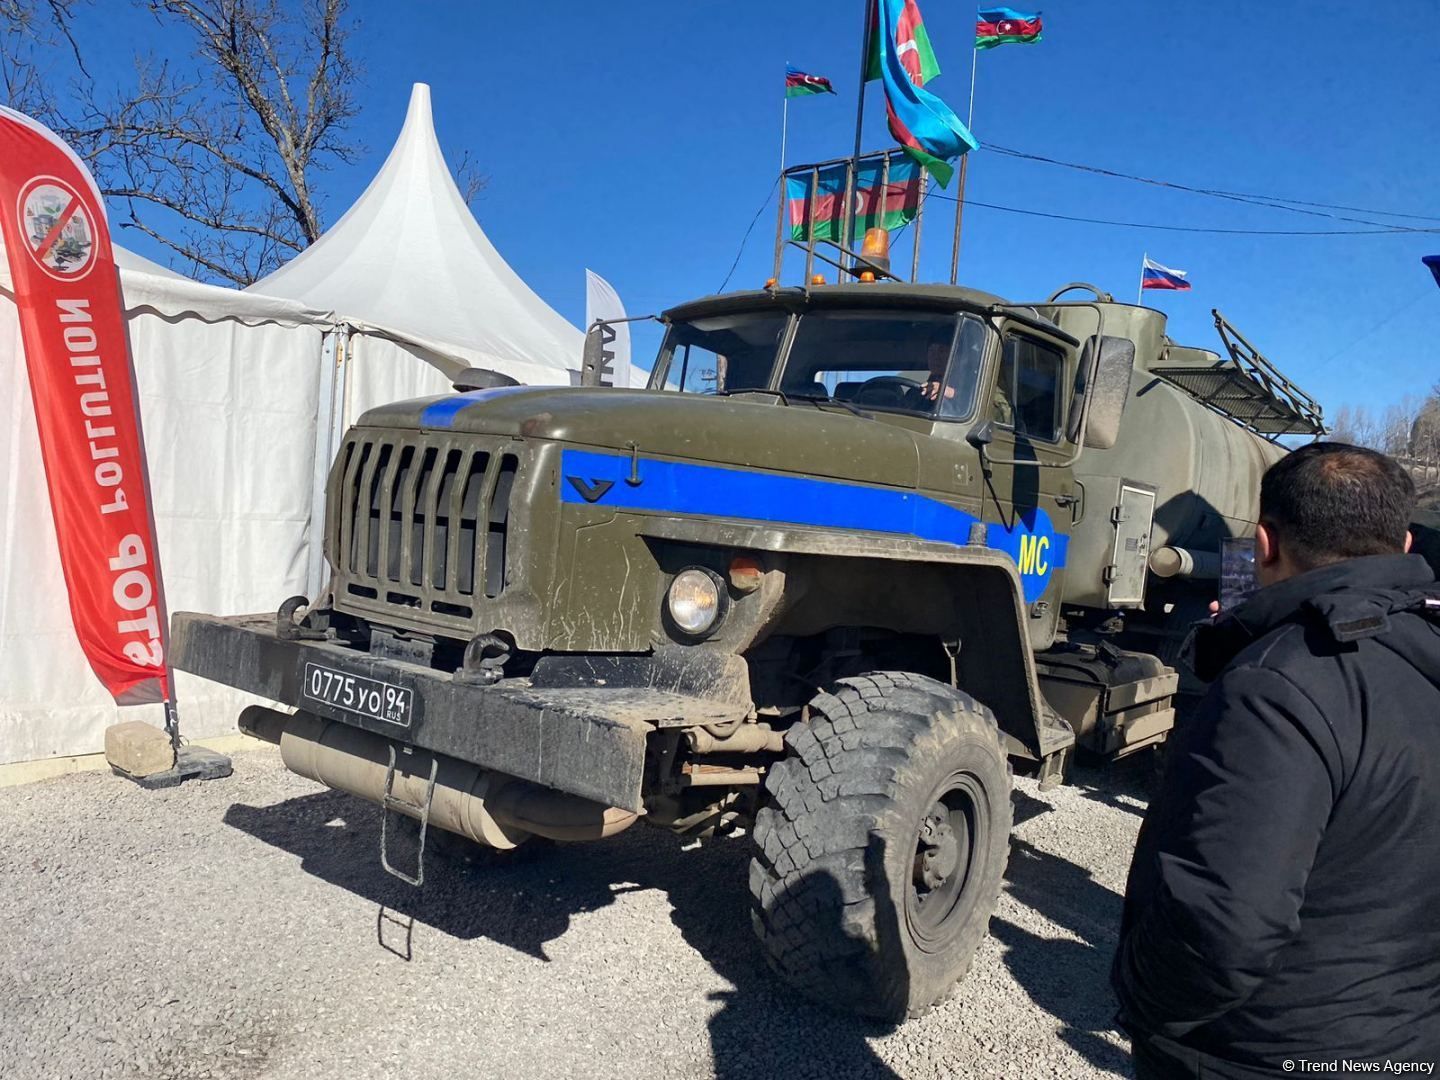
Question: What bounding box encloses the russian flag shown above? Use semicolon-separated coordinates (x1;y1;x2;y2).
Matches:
1141;256;1192;291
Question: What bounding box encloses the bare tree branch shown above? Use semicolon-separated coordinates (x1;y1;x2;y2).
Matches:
453;148;488;208
1;0;84;117
4;1;494;286
3;0;362;284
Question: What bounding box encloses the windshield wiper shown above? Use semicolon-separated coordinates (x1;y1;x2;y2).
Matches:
789;393;874;421
714;388;791;406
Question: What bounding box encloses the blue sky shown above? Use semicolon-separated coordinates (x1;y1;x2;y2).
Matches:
98;0;1440;418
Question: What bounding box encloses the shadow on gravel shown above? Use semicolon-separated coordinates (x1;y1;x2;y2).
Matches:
1012;788;1054;827
225;789;900;1078
670;830;901;1080
224;790;625;961
994;837;1131;1078
1068;754;1159;821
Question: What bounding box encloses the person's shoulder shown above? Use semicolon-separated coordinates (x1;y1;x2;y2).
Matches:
1212;625;1340;728
1226;620;1316;678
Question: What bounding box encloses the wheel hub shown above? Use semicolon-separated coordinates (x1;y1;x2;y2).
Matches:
915;803;961;893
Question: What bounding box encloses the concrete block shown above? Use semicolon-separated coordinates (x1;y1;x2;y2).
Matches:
104;721;175;778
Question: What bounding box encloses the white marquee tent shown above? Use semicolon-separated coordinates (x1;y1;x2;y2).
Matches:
0;249;339;765
1;85;602;768
250;83;584;391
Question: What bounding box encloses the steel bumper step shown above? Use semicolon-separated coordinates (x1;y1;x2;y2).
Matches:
169;611;704;813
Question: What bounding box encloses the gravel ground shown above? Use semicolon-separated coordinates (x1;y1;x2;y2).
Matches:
0;746;1152;1080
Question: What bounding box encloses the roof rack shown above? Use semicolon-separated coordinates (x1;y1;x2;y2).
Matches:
1150;309;1326;440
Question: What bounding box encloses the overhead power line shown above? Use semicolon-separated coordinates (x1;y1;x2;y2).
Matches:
730;145;1440;287
1309;289;1437;373
924;189;1440;236
984;144;1440;230
718;177;778;293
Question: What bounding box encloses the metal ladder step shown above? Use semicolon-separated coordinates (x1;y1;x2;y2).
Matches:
380;744;439;887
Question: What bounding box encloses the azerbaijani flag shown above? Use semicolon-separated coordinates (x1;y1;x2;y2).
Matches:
1141;257;1192;291
865;0;941;86
867;0;977;187
976;7;1043;49
786;65;836;98
787;156;922;242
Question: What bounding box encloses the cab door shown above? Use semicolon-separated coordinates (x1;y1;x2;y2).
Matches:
978;329;1077;649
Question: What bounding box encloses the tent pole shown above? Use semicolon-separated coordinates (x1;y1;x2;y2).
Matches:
307;329;344;600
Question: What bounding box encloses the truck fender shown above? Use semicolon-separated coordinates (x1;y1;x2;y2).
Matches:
637;516;1068;761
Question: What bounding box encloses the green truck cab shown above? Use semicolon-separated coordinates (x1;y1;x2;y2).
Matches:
173;279;1324;1018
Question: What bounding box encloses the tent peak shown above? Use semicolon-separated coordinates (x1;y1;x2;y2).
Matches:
245;83;580;383
401;83;433;138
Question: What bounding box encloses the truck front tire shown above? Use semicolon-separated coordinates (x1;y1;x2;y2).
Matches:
750;672;1012;1019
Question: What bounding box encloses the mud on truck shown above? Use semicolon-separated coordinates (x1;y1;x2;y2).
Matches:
173;279;1327;1019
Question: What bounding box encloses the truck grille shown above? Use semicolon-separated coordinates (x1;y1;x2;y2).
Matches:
328;433;519;625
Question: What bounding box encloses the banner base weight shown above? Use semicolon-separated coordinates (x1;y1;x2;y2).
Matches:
114;746;233;789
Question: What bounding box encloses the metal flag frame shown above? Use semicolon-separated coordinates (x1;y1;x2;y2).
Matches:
772;148;930;286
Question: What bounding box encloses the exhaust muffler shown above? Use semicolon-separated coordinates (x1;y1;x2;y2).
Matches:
240;706;638;849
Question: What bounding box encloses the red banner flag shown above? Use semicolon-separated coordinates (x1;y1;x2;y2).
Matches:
0;107;169;705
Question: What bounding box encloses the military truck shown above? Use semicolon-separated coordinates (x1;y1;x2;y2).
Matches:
172;277;1326;1019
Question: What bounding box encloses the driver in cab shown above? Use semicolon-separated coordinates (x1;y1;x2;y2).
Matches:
920;341;955;404
918;328;983;417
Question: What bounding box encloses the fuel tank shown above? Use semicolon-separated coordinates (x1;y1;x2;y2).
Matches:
1041;304;1286;610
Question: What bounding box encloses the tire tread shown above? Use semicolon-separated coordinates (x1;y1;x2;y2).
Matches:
750;672;1012;1019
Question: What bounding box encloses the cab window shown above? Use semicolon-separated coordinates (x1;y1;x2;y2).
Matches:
655;314;789;393
779;311;986;419
991;335;1064;442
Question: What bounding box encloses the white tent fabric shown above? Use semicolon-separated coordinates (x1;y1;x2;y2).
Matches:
0;246;339;764
250;83;582;387
1;239;481;766
112;244;187;279
1;84;605;767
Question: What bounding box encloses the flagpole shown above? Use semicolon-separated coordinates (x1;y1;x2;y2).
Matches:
1137;252;1147;306
842;0;875;269
775;67;794;282
948;38;979;284
780;66;790;177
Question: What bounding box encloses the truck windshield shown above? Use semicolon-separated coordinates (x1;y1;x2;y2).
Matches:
651;307;988;420
652;313;789;394
781;311;986;419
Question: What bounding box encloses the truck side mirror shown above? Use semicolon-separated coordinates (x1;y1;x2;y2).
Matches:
1070;335;1134;450
581;320;619;387
966;418;995;451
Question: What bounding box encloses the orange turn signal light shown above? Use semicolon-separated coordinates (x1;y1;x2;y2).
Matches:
859;271;876;283
811;274;826;286
728;555;764;593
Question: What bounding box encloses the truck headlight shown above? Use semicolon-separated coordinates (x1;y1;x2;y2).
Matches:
666;568;726;637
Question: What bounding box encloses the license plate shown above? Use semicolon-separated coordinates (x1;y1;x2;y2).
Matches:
301;662;414;727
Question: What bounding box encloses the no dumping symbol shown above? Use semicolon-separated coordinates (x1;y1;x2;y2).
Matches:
17;175;96;280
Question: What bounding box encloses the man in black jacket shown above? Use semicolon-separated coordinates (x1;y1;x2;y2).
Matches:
1113;442;1440;1079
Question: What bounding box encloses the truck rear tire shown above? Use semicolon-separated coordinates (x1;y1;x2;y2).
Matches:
750;672;1012;1019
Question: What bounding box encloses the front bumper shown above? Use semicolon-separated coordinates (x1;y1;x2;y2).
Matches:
171;612;671;811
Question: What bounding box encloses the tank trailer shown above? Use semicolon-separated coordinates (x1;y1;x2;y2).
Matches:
173;276;1326;1018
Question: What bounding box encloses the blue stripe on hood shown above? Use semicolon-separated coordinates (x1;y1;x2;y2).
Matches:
559;448;1067;602
419;385;534;428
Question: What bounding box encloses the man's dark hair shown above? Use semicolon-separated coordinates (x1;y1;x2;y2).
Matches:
1260;442;1416;568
